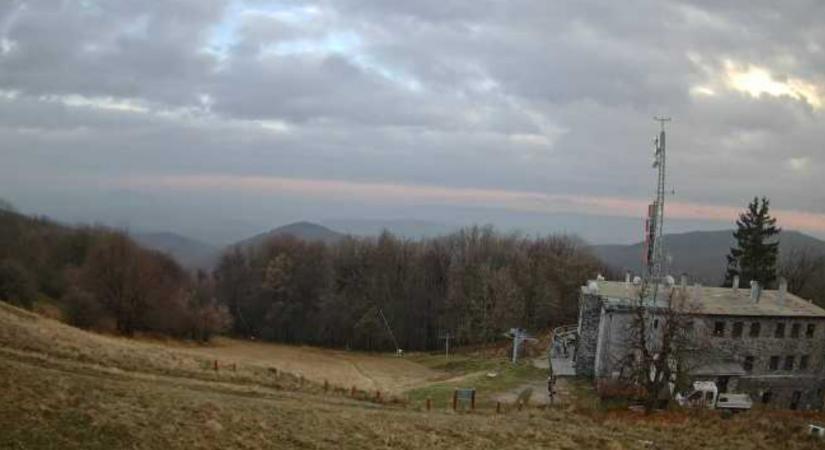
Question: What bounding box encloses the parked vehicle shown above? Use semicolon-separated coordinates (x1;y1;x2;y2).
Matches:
675;381;752;412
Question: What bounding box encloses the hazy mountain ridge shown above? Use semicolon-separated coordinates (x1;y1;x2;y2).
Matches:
133;232;219;270
234;221;346;249
592;229;825;286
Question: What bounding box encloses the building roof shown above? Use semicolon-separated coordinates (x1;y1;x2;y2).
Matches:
585;280;825;318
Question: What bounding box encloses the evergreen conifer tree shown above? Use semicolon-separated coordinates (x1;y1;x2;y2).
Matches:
724;197;781;287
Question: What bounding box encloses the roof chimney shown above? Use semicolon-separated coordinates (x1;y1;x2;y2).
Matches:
750;280;761;303
733;275;740;293
778;277;787;307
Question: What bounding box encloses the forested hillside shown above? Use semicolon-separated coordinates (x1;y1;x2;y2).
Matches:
215;227;608;351
0;209;228;339
0;206;607;350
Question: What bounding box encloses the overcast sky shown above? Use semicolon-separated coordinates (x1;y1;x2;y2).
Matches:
1;0;824;244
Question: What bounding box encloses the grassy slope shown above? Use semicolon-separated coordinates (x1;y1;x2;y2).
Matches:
2;301;825;449
406;354;547;407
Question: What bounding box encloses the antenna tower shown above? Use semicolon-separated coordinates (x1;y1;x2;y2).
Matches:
646;117;670;282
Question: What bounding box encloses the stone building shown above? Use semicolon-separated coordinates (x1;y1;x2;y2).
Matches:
573;277;825;410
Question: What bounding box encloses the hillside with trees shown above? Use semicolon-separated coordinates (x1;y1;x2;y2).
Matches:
0;209;229;340
215;226;609;351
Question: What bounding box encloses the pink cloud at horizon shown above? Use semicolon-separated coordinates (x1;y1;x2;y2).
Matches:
114;174;825;233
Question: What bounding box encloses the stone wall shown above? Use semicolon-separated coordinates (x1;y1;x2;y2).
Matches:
693;315;825;409
574;288;825;409
574;292;603;377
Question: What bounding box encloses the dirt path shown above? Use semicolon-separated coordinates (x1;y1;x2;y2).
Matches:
182;338;443;393
492;377;575;407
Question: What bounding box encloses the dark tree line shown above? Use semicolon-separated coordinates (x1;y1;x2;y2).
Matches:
0;209;229;340
724;197;780;288
780;249;825;307
214;226;608;351
722;196;825;306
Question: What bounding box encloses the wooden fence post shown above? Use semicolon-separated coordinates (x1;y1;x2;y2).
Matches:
496;401;501;414
324;380;329;392
471;390;476;410
213;360;218;371
452;391;458;411
351;386;357;397
426;398;432;411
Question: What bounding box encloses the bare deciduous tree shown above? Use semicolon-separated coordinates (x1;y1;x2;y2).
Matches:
621;282;700;413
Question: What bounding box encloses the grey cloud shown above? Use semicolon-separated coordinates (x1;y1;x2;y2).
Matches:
1;0;824;244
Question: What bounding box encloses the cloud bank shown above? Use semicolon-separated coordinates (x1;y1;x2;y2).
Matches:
1;0;823;242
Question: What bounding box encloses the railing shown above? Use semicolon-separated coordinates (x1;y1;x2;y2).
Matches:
549;324;578;359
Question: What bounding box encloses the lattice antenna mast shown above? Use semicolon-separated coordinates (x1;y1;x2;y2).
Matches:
648;117;670;283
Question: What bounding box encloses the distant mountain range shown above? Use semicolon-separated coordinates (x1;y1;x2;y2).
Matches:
133;232;219;270
234;221;346;248
135;222;346;270
137;222;825;283
592;229;825;286
321;219;459;239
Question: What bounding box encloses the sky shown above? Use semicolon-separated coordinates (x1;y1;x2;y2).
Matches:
1;0;824;245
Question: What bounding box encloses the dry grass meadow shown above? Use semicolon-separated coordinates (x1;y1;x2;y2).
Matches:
3;301;825;449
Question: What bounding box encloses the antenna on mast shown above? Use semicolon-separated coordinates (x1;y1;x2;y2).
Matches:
645;117;670;284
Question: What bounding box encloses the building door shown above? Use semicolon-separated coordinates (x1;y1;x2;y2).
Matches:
717;376;730;393
790;391;802;410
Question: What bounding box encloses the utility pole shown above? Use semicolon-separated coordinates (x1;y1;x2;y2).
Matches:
512;329;522;364
439;332;452;360
507;328;536;364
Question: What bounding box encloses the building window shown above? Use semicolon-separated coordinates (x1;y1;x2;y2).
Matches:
769;356;780;370
800;355;809;370
807;324;816;338
762;391;772;404
714;321;725;337
791;323;801;338
784;355;795;371
732;322;743;338
743;356;754;372
775;323;785;338
749;322;761;337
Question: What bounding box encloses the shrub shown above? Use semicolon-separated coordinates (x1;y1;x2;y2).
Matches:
0;259;37;309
